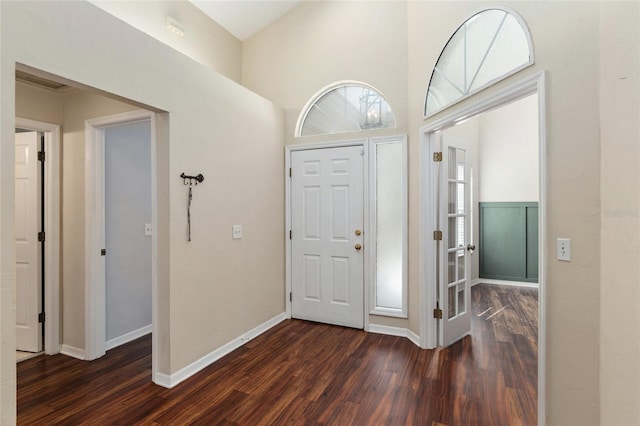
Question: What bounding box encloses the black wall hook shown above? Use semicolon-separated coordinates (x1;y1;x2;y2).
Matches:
180;172;204;186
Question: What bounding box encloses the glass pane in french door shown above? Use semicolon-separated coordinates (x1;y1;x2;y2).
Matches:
446;146;468;319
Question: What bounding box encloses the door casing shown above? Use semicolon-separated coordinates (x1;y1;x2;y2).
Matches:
85;109;158;383
15;118;61;356
420;71;547;423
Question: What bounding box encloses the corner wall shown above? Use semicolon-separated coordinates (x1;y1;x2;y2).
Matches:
1;2;285;423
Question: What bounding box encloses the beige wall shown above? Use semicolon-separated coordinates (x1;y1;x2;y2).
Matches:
90;0;243;83
0;2;284;423
15;82;140;350
243;0;410;330
599;2;640;425
60;90;139;349
409;3;601;424
246;1;605;424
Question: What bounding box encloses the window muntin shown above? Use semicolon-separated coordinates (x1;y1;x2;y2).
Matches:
297;83;396;137
425;8;533;117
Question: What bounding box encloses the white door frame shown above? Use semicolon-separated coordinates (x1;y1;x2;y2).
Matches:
285;139;370;331
85;109;158;381
15;117;60;355
420;71;547;423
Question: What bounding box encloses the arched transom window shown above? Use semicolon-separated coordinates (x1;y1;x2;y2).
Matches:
296;82;396;137
425;8;534;117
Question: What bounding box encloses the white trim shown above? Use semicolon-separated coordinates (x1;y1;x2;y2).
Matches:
295;80;396;137
60;344;86;360
285;138;370;331
407;329;421;347
472;279;539;289
156;313;287;389
368;324;421;348
15;118;61;356
84;110;158;384
368;135;408;318
420;70;547;425
105;324;152;351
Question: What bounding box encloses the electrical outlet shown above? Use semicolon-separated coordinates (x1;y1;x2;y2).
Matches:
232;225;242;239
144;223;153;236
557;238;571;261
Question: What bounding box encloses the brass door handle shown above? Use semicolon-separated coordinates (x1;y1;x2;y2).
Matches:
355;243;362;251
355;229;362;236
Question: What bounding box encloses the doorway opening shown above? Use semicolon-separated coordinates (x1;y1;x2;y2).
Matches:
421;72;546;422
14;66;162;385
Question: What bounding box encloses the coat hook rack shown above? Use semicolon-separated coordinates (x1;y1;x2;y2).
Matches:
180;172;204;186
180;172;204;242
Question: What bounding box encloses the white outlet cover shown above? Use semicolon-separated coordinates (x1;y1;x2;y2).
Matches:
557;238;571;261
144;223;153;236
232;225;242;239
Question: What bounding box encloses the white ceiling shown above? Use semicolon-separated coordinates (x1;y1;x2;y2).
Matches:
190;0;301;41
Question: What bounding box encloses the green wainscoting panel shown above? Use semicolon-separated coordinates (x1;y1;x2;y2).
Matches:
479;202;538;283
526;206;539;281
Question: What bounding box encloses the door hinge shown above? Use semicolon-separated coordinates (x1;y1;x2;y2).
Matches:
38;312;45;323
433;308;443;319
289;292;292;302
289;168;292;177
433;152;442;162
101;248;106;256
37;231;45;242
38;151;45;162
289;230;292;240
433;230;442;241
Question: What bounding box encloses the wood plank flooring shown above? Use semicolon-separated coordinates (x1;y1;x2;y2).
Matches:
18;284;537;425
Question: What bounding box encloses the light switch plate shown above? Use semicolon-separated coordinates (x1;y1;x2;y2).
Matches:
144;223;153;236
557;238;571;261
232;225;242;239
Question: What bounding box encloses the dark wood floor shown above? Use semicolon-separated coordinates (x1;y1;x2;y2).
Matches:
18;284;537;425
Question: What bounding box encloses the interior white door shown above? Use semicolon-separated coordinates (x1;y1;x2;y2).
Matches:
439;133;472;346
291;146;364;328
15;131;42;352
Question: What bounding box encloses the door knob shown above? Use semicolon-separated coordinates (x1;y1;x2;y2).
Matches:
355;243;362;251
466;244;476;251
354;229;362;236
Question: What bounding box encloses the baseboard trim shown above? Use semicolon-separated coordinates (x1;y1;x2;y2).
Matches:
475;278;539;289
154;312;287;389
368;324;421;348
60;344;86;360
106;324;152;351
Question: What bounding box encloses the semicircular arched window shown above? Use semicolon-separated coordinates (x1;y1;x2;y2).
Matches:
296;82;396;137
425;8;534;117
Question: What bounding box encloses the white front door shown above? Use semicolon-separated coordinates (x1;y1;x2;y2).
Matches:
291;146;364;328
15;131;42;352
439;133;472;346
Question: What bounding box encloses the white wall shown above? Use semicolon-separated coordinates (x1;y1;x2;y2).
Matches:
105;120;152;343
478;94;538;202
1;2;285;423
